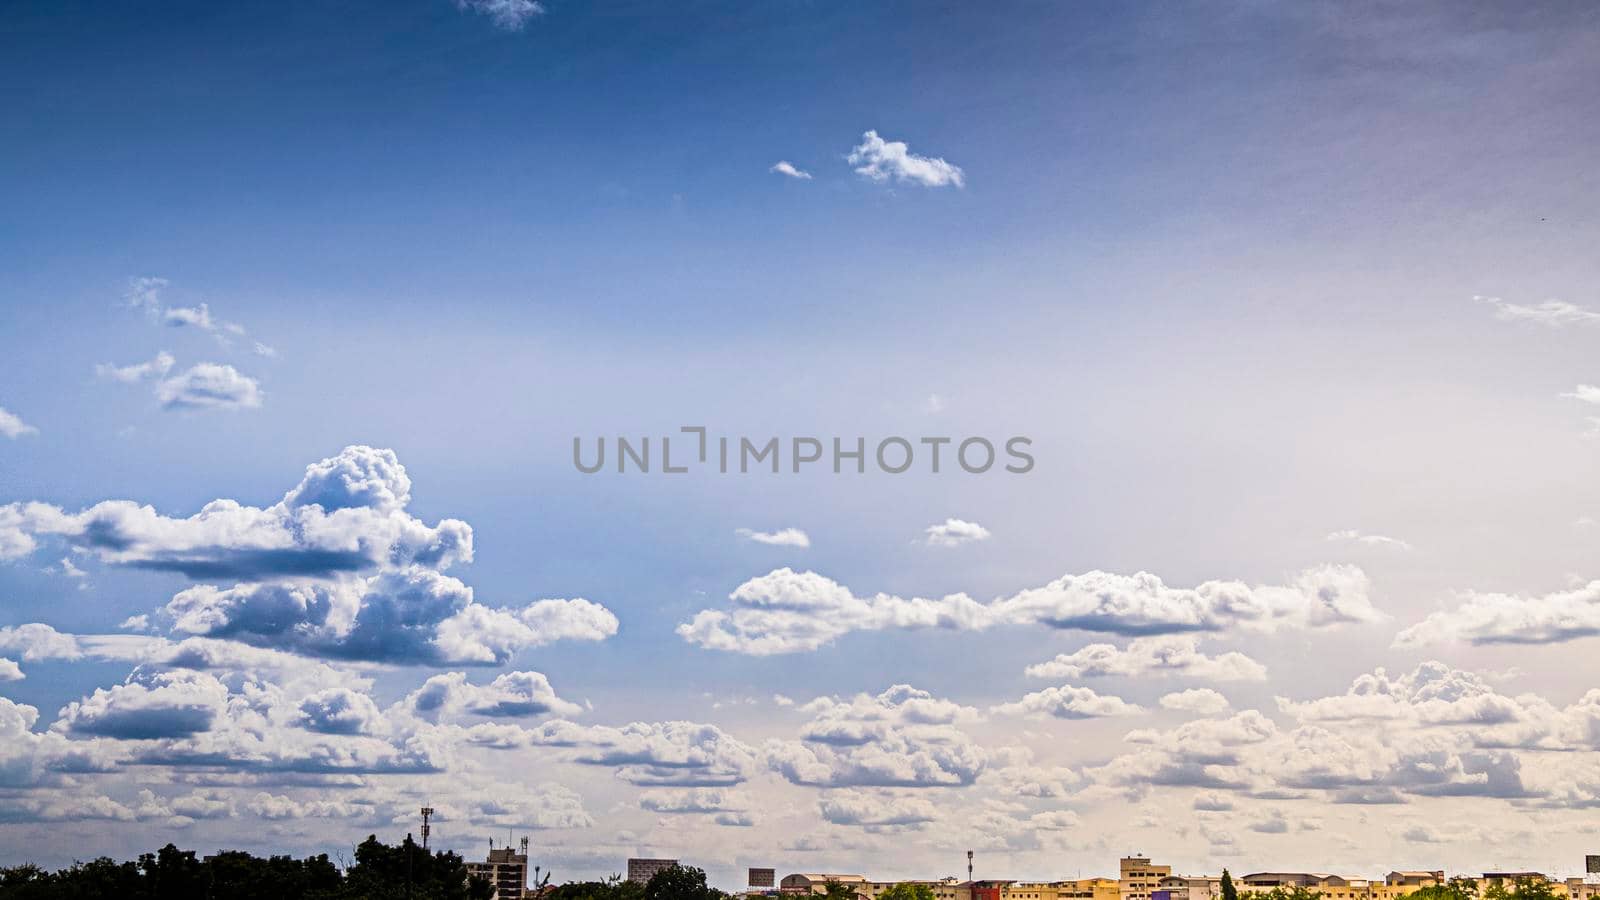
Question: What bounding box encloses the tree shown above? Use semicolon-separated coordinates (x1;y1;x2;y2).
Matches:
879;885;935;900
820;881;862;900
1410;880;1477;900
1221;871;1238;900
644;866;722;900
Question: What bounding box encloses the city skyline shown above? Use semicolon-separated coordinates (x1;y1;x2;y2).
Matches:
4;0;1600;887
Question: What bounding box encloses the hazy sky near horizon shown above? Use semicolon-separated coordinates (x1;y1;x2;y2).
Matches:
5;0;1600;886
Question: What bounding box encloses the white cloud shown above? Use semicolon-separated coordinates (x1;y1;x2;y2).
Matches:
1480;294;1600;327
766;685;986;788
96;351;176;383
770;161;812;180
1326;529;1412;551
1395;580;1600;646
156;362;263;410
817;789;938;829
848;130;965;188
118;615;152;632
296;688;388;736
994;684;1143;720
55;670;233;739
456;0;543;30
253;341;278;358
406;670;581;721
163;303;217;331
1563;384;1600;405
0;447;617;666
736;527;811;548
1161;688;1232;716
679;564;1380;655
638;787;747;814
0;659;21;682
1025;636;1267;682
924;518;991;547
0;406;37;439
123;276;169;314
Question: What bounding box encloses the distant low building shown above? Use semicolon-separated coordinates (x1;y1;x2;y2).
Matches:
782;874;869;895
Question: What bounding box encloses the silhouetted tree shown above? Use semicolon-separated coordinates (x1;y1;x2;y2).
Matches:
1220;870;1238;900
643;865;723;900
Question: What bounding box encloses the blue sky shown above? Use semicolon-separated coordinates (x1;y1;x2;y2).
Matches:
4;0;1600;886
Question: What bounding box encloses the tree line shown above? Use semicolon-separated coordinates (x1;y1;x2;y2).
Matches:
0;835;493;900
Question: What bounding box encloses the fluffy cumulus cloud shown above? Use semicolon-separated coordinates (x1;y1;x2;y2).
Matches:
736;527;811;548
0;447;617;665
296;688;387;736
406;670;580;720
638;787;747;815
1024;635;1267;682
848;130;965;188
680;564;1380;655
0;658;21;681
1161;688;1232;716
456;0;543;30
0;405;38;439
766;685;987;788
817;789;938;829
1396;580;1600;646
923;517;990;547
155;363;263;410
994;684;1144;720
56;670;234;739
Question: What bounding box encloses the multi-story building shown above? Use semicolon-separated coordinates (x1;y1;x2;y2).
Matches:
629;858;681;885
466;845;528;900
1122;857;1174;900
782;874;869;895
1159;875;1223;900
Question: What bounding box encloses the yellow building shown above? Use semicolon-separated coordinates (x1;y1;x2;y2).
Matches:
1122;858;1174;900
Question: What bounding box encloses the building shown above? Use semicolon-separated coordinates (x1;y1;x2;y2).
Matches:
1122;858;1174;900
1161;876;1223;900
782;874;869;895
751;869;777;889
629;859;681;885
466;845;528;900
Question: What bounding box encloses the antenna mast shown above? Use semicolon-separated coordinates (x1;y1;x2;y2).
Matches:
967;851;974;883
419;807;434;850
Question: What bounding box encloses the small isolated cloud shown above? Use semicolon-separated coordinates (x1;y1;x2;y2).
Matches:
156;363;263;411
96;352;176;384
1025;636;1267;682
921;394;946;414
163;303;216;332
1160;688;1231;716
253;342;278;358
1479;294;1600;327
0;406;37;439
123;276;169;314
1562;385;1600;405
1326;529;1412;551
456;0;543;30
924;518;990;547
118;615;152;632
995;684;1143;720
848;130;965;188
737;527;811;548
0;659;21;681
770;161;812;180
